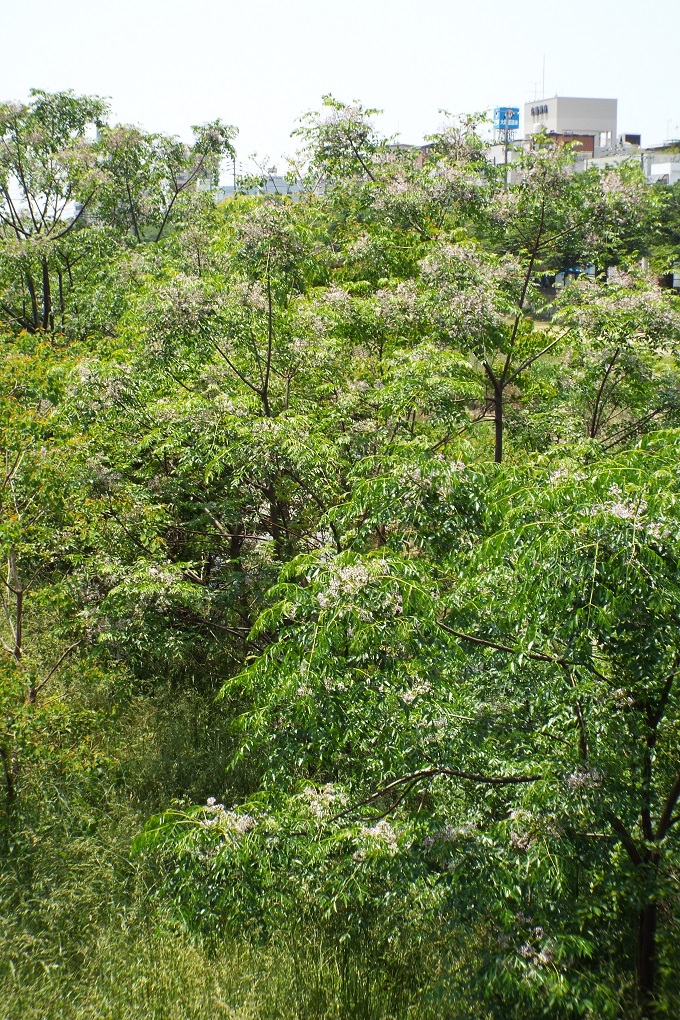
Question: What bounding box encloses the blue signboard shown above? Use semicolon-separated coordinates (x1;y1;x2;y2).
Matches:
493;107;520;131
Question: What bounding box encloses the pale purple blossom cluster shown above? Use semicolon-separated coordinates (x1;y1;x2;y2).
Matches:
587;485;670;542
611;688;636;709
145;565;176;585
347;233;374;257
375;281;419;327
518;938;555;966
510;830;533;851
229;279;268;312
421;244;506;339
600;170;644;203
421;243;487;283
444;286;503;340
318;561;372;602
566;279;680;339
236;200;304;261
548;467;569;486
148;274;217;352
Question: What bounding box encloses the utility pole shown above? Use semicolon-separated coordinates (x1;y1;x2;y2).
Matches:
494;107;518;190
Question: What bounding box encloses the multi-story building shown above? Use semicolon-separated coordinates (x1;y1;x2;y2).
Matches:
584;146;680;185
524;96;618;156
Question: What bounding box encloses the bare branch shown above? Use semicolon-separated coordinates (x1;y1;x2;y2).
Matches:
29;639;85;702
504;329;571;387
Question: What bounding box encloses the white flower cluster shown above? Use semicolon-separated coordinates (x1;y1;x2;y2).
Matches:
548;467;568;486
318;561;371;601
518;937;554;966
610;688;636;709
151;274;218;340
353;819;399;860
421;242;486;282
510;830;533;851
315;559;403;620
302;783;348;819
422;820;476;848
565;767;602;791
588;484;670;541
146;565;176;585
236;201;304;261
375;281;419;326
569;281;680;335
426;163;478;206
200;798;256;835
400;679;432;705
229;279;268;312
600;170;644;203
324;284;351;306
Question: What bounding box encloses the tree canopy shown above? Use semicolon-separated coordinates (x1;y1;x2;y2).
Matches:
1;90;679;1020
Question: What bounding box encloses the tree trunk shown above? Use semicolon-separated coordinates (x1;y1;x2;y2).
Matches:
9;550;23;662
638;899;658;1018
0;746;15;811
493;381;503;464
264;484;289;559
25;272;39;331
41;257;52;331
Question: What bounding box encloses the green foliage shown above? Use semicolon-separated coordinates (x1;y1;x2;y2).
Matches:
1;88;680;1019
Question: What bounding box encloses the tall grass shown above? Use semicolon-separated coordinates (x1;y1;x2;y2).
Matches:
0;676;479;1020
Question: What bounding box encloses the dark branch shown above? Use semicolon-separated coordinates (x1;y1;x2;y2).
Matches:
607;812;643;866
438;620;559;663
656;772;680;842
331;766;542;822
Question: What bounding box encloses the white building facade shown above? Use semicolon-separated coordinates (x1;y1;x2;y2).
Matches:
524;97;618;155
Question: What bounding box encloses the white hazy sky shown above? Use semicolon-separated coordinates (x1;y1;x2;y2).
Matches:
3;0;679;174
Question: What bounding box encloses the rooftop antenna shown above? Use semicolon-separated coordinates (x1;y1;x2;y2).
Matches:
542;55;546;99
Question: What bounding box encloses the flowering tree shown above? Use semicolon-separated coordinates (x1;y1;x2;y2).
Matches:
0;90;109;332
138;443;680;1017
2;90;680;1020
96;119;237;242
555;272;680;443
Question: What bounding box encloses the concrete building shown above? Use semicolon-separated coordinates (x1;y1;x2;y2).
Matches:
585;149;680;185
524;96;618;155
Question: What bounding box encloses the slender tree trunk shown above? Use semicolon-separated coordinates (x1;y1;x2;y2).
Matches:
264;484;289;559
493;380;503;464
41;257;52;331
125;177;141;241
589;349;619;439
57;269;65;329
638;898;658;1019
0;744;16;851
14;589;23;663
25;272;39;331
0;746;15;810
9;550;23;663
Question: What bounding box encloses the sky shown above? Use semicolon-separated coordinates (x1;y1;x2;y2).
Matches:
2;0;679;177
